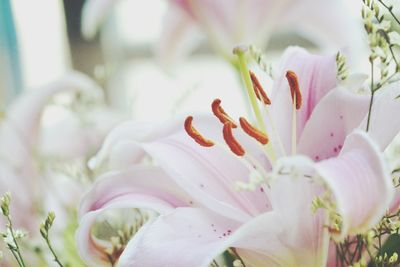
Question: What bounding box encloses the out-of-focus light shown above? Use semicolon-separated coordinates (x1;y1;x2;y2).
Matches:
11;0;70;89
109;56;252;120
115;0;167;45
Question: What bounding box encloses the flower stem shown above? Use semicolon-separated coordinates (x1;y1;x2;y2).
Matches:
1;193;26;267
40;212;64;267
44;236;64;267
6;217;26;267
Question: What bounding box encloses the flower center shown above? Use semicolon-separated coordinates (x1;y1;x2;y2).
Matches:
91;208;156;265
183;45;303;189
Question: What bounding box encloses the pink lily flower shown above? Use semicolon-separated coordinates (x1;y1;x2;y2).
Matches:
77;47;397;266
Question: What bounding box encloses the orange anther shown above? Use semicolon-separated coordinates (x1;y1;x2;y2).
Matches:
239;117;269;145
223;123;245;156
184;116;214;147
211;99;237;128
249;71;271;105
286;70;302;110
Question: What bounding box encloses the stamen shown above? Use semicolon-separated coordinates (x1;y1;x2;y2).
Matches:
249;71;271;105
223;123;245;156
211;99;237;128
239;117;269;145
261;107;287;157
286;70;302;110
184;116;214;147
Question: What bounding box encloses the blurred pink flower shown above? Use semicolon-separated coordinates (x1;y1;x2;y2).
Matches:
77;47;399;266
159;0;364;65
81;0;365;65
0;72;122;266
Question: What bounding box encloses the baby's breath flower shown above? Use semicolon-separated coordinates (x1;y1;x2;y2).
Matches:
0;193;11;217
389;252;398;263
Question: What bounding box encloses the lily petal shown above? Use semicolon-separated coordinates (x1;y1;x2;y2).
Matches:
40;106;123;160
267;156;329;267
142;115;271;222
359;81;400;149
77;166;191;266
298;87;369;161
118;167;329;267
282;0;366;62
117;207;243;267
270;47;338;154
89;117;183;170
79;166;191;218
155;5;201;69
316;131;393;239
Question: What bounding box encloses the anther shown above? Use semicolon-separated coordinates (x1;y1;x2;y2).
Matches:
239;117;269;145
223;123;245;156
249;71;271;105
286;70;302;110
212;99;237;128
184;116;214;147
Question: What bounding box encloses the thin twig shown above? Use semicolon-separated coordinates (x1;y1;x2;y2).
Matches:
5;217;26;267
367;59;375;131
378;0;400;25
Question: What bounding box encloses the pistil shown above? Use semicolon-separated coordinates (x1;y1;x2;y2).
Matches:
233;46;276;163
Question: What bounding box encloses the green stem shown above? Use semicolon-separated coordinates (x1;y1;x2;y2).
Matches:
43;233;64;267
390;45;399;68
367;59;375;132
6;217;26;267
9;247;23;267
236;50;267;132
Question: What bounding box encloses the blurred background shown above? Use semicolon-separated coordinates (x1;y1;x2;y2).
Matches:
1;0;371;122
